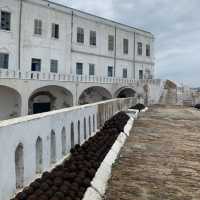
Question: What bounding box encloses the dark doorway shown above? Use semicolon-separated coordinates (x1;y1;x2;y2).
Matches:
33;103;50;114
118;94;126;98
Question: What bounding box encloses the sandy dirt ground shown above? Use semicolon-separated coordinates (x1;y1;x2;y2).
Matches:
105;105;200;200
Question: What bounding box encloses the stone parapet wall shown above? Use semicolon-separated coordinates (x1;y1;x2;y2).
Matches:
0;97;136;200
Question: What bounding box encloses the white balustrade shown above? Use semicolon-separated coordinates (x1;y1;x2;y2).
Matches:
0;69;160;86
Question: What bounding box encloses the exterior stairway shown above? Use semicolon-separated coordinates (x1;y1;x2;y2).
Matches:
159;80;177;105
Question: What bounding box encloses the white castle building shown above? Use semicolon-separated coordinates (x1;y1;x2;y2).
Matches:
0;0;159;121
0;1;191;199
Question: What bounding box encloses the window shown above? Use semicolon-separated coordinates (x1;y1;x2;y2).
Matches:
123;68;127;78
123;38;128;54
31;58;41;71
50;59;58;73
0;11;11;31
0;53;9;69
77;27;84;43
139;70;143;80
51;23;59;39
145;69;152;79
34;19;42;35
138;42;142;55
108;35;114;51
90;30;96;46
76;63;83;75
89;64;95;76
146;44;150;57
108;66;113;77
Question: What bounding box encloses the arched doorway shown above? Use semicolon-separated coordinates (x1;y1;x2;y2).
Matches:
115;87;136;98
29;86;73;114
15;143;24;189
36;137;43;173
0;85;21;120
78;86;112;105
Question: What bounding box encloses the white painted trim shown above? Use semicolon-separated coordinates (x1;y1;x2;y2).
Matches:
141;107;148;112
82;117;134;200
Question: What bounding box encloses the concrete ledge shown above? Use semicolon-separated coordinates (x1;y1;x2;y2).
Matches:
82;116;134;200
103;149;118;167
127;109;139;119
192;107;200;111
116;132;127;145
91;161;112;195
127;107;148;115
82;187;102;200
141;107;149;112
111;141;123;155
124;118;134;136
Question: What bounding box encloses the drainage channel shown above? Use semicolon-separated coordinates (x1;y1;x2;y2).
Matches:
11;109;143;200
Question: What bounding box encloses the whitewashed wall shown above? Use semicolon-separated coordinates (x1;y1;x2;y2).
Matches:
20;0;72;74
115;60;133;79
0;98;135;200
0;0;20;71
148;79;165;105
0;86;21;120
0;0;154;79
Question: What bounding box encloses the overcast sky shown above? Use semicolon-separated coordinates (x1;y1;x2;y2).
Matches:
53;0;200;87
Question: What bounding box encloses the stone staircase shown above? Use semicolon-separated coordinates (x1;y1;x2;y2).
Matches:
159;80;177;105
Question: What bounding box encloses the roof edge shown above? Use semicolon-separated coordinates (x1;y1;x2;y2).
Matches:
39;0;154;37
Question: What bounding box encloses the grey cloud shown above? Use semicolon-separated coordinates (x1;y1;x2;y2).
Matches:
53;0;200;87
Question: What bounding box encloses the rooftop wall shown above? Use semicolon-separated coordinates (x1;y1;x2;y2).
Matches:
0;97;136;200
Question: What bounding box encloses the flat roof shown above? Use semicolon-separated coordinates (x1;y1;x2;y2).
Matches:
42;0;153;37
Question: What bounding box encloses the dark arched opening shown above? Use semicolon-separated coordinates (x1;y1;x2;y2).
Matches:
15;143;24;189
61;127;67;155
0;85;22;120
93;114;95;132
89;116;91;136
71;122;75;148
84;118;87;140
36;137;43;173
29;86;73;114
78;120;81;144
115;87;136;98
78;86;112;105
50;130;56;164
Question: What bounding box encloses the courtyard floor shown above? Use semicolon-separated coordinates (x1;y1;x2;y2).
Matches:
105;105;200;200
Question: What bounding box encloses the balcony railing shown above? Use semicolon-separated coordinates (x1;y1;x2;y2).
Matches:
0;69;161;85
